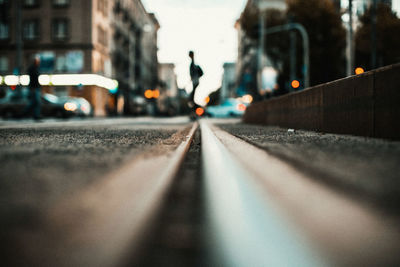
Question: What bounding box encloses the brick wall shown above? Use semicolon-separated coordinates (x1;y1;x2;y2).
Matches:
243;63;400;140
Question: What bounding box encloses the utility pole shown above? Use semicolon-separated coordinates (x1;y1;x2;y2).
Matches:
289;16;297;90
371;0;377;69
346;0;354;76
258;11;265;92
15;0;22;77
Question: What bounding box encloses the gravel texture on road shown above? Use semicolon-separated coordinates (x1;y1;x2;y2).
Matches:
0;121;190;265
218;123;400;211
0;126;182;205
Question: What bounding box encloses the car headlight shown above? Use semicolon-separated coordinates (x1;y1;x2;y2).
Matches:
236;103;246;111
64;102;77;111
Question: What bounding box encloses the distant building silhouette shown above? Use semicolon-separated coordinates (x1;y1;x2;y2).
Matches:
221;63;236;101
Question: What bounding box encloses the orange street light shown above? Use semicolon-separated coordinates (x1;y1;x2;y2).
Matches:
153;89;160;99
355;67;364;75
205;96;210;104
195;107;205;116
144;89;153;99
291;80;300;89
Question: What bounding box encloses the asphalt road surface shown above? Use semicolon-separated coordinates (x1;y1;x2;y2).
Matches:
0;117;190;266
0;117;399;266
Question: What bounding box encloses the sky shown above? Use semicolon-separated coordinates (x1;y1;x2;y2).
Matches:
393;0;400;14
141;0;247;102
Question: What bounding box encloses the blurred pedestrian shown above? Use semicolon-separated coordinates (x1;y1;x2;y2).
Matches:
24;56;42;120
188;51;203;109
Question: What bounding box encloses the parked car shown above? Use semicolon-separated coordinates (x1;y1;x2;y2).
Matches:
205;98;247;117
0;89;79;119
132;96;147;115
59;96;93;117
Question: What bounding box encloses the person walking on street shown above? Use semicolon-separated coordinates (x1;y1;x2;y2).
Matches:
188;51;203;109
24;56;42;120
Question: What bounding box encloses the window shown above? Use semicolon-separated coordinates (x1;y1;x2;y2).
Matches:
53;19;69;40
53;0;69;7
97;26;107;46
0;1;10;25
0;56;8;72
103;0;108;16
97;0;108;17
98;0;103;12
23;20;39;40
55;55;67;72
0;22;9;40
23;0;39;8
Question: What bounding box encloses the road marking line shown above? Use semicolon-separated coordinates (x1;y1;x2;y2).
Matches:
21;122;198;267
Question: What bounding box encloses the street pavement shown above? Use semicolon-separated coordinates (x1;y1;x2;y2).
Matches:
0;117;190;266
0;117;399;266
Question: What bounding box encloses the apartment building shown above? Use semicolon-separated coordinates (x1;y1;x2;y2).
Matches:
221;62;236;101
111;0;159;115
0;0;159;116
156;63;179;115
159;63;178;98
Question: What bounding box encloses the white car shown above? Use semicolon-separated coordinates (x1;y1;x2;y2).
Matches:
59;96;93;117
205;98;247;118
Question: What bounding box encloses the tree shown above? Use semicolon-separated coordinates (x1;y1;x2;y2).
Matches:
239;0;347;89
287;0;347;86
355;3;400;70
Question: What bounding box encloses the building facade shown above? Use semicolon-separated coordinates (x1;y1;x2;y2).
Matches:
221;62;236;101
159;63;178;98
157;63;180;115
0;0;112;116
0;0;97;76
0;0;159;116
111;0;159;115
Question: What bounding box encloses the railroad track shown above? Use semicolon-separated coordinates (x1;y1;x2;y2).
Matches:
14;119;400;267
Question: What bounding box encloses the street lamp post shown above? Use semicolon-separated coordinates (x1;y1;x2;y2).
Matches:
15;0;23;80
257;7;265;93
346;0;354;76
289;16;297;90
371;0;377;69
264;23;310;89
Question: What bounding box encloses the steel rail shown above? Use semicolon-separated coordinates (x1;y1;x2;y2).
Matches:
201;120;400;266
200;120;323;267
23;123;198;267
